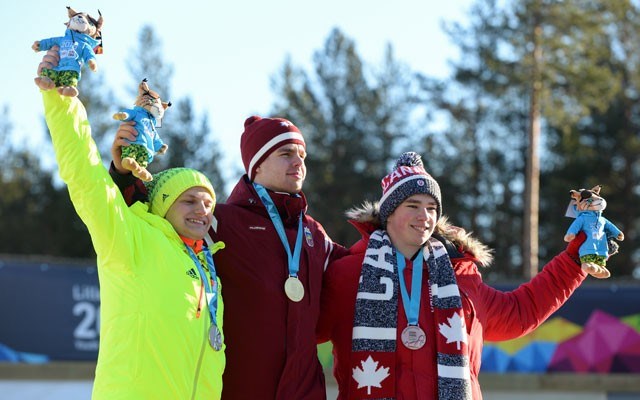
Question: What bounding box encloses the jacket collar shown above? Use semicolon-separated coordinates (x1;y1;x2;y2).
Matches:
226;175;308;227
131;202;183;245
180;236;204;253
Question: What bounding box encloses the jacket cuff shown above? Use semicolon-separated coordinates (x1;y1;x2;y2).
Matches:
109;161;135;185
561;251;587;278
564;250;582;267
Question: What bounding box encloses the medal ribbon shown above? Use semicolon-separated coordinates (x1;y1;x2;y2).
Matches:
185;245;218;327
253;183;304;278
396;250;424;326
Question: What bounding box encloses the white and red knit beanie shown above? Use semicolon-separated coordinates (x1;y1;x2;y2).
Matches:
378;152;442;226
240;115;306;181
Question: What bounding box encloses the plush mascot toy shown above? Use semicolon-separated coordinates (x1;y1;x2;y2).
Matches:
113;79;171;182
32;6;103;97
564;185;624;279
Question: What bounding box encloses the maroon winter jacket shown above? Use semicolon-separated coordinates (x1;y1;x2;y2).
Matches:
211;176;347;399
317;204;587;400
110;169;348;399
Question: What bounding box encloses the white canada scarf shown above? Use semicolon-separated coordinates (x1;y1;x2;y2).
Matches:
350;230;471;399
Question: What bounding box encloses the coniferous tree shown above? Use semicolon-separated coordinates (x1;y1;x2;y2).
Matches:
78;63;117;164
501;0;635;276
0;105;94;258
123;25;176;174
425;0;527;278
271;28;423;245
124;25;226;198
158;98;227;200
126;25;174;99
432;0;637;278
540;0;640;277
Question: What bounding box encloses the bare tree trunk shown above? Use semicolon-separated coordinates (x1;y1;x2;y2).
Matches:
524;17;542;278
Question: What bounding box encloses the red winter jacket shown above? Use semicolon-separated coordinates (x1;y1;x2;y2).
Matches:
317;204;586;400
210;176;347;400
110;170;348;399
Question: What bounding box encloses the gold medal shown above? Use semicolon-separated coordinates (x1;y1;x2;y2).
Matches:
401;325;426;350
284;276;305;302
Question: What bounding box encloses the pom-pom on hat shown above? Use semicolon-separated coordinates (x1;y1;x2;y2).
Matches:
145;168;216;218
240;115;305;181
378;152;442;226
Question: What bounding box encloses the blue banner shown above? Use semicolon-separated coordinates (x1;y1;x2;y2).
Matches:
0;259;100;361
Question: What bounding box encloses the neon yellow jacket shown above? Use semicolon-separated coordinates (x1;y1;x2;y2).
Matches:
42;90;225;399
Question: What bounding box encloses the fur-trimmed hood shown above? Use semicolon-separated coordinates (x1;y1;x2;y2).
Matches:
346;201;493;267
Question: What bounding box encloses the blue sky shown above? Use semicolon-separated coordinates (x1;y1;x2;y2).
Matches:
1;0;471;190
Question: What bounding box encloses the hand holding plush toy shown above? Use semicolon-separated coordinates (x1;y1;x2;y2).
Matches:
564;185;624;279
32;6;103;97
113;79;171;182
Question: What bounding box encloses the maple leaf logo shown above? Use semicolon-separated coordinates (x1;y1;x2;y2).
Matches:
438;312;468;350
352;355;390;395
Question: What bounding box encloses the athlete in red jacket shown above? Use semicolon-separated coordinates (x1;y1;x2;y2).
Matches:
317;152;589;400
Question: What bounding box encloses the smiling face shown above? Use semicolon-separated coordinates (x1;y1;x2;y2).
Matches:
164;187;214;240
253;143;307;194
386;193;438;258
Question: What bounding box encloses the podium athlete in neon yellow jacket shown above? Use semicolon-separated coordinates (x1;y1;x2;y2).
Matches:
41;90;225;399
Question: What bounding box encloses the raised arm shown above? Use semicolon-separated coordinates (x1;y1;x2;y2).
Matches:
42;90;135;264
477;236;587;341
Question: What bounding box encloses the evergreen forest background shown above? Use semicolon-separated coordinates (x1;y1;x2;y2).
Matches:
2;0;640;280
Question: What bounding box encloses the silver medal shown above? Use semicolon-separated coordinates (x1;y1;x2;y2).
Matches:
284;276;305;302
209;325;223;351
401;325;426;350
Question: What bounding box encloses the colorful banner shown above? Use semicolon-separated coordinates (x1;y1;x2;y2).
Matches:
481;284;640;373
1;258;639;374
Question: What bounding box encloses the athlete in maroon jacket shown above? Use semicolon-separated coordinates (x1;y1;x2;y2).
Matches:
110;116;347;399
317;152;590;400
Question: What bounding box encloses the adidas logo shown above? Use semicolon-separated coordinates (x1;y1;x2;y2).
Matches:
162;193;170;202
186;268;198;280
